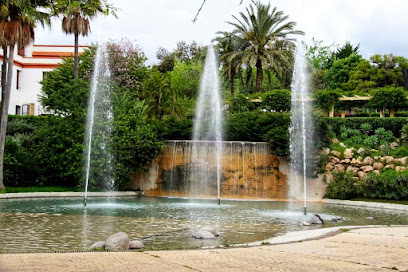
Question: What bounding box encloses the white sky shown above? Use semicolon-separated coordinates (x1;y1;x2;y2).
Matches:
35;0;408;64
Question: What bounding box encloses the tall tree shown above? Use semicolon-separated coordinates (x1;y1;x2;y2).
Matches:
225;2;304;93
54;0;116;79
0;0;50;190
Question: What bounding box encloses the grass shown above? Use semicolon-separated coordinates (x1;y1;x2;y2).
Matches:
0;185;83;194
351;198;408;205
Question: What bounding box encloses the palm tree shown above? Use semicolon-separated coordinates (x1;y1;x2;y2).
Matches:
54;0;116;79
226;2;304;93
0;0;50;190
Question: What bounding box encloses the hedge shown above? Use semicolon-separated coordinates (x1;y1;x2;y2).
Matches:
323;117;408;137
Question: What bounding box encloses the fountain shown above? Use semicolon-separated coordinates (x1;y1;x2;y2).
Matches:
83;43;114;206
289;40;314;215
190;45;223;204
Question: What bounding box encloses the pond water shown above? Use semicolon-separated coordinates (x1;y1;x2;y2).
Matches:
0;196;407;252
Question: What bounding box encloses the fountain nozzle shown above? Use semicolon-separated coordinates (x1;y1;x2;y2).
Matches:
218;198;221;205
303;206;307;215
83;198;87;207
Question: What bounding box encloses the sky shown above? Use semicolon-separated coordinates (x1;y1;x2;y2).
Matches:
34;0;408;64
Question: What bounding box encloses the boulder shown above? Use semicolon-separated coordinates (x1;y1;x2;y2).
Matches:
89;241;105;250
394;157;408;165
350;158;362;166
384;156;394;163
363;157;374;165
330;151;341;158
129;239;144;249
339;142;346;148
343;148;354;159
347;166;359;175
385;164;395;169
360;165;374;173
105;232;129;250
357;148;366;154
396;166;406;172
326;163;334;171
330;157;340;164
320;148;330;156
331;217;344;222
340;159;351;164
334;164;345;172
192;230;216;239
309;214;324;224
199;226;220;236
373;162;384;170
332;138;339;144
390;142;399;149
358;171;366;180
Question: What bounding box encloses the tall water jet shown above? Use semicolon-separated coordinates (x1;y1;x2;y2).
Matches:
84;43;114;206
191;45;223;204
289;41;314;214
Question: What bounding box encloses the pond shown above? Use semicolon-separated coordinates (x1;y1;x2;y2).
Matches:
0;196;407;251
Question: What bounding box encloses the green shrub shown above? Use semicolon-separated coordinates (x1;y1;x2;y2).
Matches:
363;135;379;148
261;89;291;112
325;171;358;200
228;94;257;113
361;122;372;135
360;171;408;200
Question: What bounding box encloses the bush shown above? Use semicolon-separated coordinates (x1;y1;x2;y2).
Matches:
228;94;257;113
325;171;358;200
323;117;407;137
360;171;408;200
261;89;291;112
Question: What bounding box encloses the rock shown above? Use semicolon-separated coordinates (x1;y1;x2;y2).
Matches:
129;239;144;249
390;142;399;149
395;157;408;165
396;166;406;172
89;241;105;250
343;148;354;159
340;159;351;164
385;164;395;169
320;148;330;156
192;230;216;239
332;138;339;144
350;158;362;166
339;142;346;148
334;164;345;172
373;162;384;170
384;156;394;163
199;225;219;236
326;163;334;171
302;220;311;226
380;144;387;150
330;157;340;164
105;232;130;250
366;217;374;220
358;171;366;180
371;149;379;153
330;151;341;158
357;148;366;154
374;156;380;161
331;217;344;222
347;166;359;175
360;165;374;173
373;170;380;175
363;157;374;165
309;214;324;224
352;177;360;181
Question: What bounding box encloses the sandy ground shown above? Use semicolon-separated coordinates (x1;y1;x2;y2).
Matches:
1;226;407;272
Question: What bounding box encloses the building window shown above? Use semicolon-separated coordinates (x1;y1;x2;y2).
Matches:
16;105;21;115
22;104;29;115
16;70;21;89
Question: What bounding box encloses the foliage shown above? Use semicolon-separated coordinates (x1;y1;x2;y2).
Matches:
333;41;360;60
369;87;407;110
170;61;202;99
305;38;336;70
325;171;357;200
360;171;408;200
324;54;363;90
261;89;291;112
228;94;257;113
313;89;341;112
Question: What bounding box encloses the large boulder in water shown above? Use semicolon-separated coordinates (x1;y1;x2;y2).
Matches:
309;214;324;224
199;225;219;236
192;230;216;239
89;241;105;250
129;239;144;249
105;232;129;250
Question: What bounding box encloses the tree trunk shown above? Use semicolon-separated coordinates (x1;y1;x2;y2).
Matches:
255;61;263;93
390;108;395;118
329;104;334;117
1;46;8;124
74;33;79;79
0;45;15;190
380;107;384;118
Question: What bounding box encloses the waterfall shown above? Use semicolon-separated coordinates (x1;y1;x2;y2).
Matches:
83;43;114;205
289;40;314;214
191;45;223;203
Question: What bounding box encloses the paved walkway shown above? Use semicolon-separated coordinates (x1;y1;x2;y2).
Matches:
1;226;407;272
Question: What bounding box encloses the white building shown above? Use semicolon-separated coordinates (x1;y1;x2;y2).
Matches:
0;44;87;116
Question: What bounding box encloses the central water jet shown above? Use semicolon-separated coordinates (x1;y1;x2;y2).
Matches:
190;45;223;204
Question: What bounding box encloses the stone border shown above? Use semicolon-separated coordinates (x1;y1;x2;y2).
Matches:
0;191;140;199
321;198;408;211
